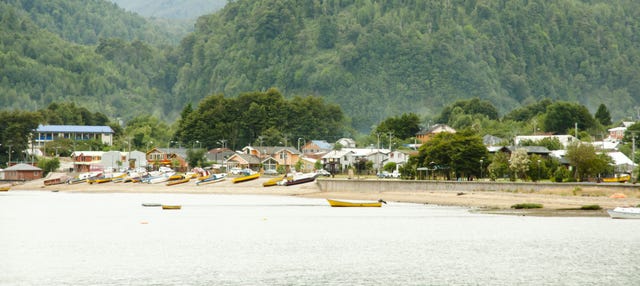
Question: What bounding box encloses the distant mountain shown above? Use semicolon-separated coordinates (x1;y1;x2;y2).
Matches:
110;0;227;19
5;0;183;45
3;0;640;134
172;0;640;131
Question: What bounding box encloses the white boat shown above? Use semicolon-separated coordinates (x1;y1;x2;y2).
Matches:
196;173;227;185
141;171;176;184
607;207;640;219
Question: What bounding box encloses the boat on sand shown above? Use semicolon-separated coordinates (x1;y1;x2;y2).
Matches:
327;199;386;207
607;207;640;219
197;173;227;185
232;172;260;183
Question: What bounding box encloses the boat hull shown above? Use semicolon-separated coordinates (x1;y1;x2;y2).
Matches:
608;207;640;219
232;173;260;183
166;177;190;186
327;199;382;207
162;205;182;210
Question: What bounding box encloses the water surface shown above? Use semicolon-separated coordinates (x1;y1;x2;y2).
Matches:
1;191;638;285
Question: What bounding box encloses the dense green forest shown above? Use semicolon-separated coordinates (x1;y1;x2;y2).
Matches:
0;0;177;118
109;0;226;19
2;0;640;133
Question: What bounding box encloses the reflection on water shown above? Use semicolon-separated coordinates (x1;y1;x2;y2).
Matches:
1;191;639;285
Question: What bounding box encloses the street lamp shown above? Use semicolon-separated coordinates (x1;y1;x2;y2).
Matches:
480;159;484;180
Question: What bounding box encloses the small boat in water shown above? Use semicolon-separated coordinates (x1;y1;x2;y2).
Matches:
327;199;386;207
142;203;161;207
162;205;182;210
607;207;640;219
0;186;10;192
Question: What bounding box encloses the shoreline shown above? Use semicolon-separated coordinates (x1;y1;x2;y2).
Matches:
8;175;639;217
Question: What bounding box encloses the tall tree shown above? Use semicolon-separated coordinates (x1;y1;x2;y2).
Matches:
594;104;612;127
412;130;488;180
565;143;612;181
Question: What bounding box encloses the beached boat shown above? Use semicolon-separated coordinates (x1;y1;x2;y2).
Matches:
263;175;286;187
327;199;385;207
168;174;184;181
197;173;227;186
232;172;261;183
283;173;318;186
0;186;10;192
602;174;631;183
162;205;182;210
44;177;65;186
607;207;640;219
166;176;191;186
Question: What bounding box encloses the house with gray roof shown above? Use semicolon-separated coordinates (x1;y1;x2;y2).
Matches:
34;125;115;148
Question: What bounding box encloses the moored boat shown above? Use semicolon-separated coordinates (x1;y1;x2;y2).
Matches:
162;205;182;210
142;203;161;207
0;186;10;192
607;207;640;219
327;199;385;207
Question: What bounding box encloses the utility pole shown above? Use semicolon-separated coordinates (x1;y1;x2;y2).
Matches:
632;134;636;183
387;132;393;151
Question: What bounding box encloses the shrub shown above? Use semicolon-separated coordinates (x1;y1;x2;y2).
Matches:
580;205;602;210
511;203;543;209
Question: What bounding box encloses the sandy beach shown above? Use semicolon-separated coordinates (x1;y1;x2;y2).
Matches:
8;173;640;217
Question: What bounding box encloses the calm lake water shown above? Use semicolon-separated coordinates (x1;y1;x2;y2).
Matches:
1;191;639;285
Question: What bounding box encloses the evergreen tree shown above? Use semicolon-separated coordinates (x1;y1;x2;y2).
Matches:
594;104;612;126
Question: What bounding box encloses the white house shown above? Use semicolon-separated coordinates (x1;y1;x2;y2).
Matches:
514;135;578;148
34;125;115;148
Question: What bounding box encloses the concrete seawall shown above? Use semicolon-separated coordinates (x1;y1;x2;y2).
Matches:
316;179;640;193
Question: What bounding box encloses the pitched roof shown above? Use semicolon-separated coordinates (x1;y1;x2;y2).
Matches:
309;140;333;150
4;163;42;171
36;125;114;134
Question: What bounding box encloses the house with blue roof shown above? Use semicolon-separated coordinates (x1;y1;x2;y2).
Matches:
34;125;115;148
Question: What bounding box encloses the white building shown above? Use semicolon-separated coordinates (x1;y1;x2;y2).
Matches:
34;125;115;148
514;135;578;148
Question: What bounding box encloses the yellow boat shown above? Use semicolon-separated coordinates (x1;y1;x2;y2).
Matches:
166;177;191;186
327;199;385;207
88;177;113;184
232;172;261;183
263;175;286;187
162;205;182;210
0;186;10;192
602;174;631;183
168;174;185;181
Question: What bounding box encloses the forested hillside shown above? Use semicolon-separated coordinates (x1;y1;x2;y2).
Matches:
2;0;640;133
173;0;640;131
0;1;175;118
109;0;227;19
5;0;183;45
